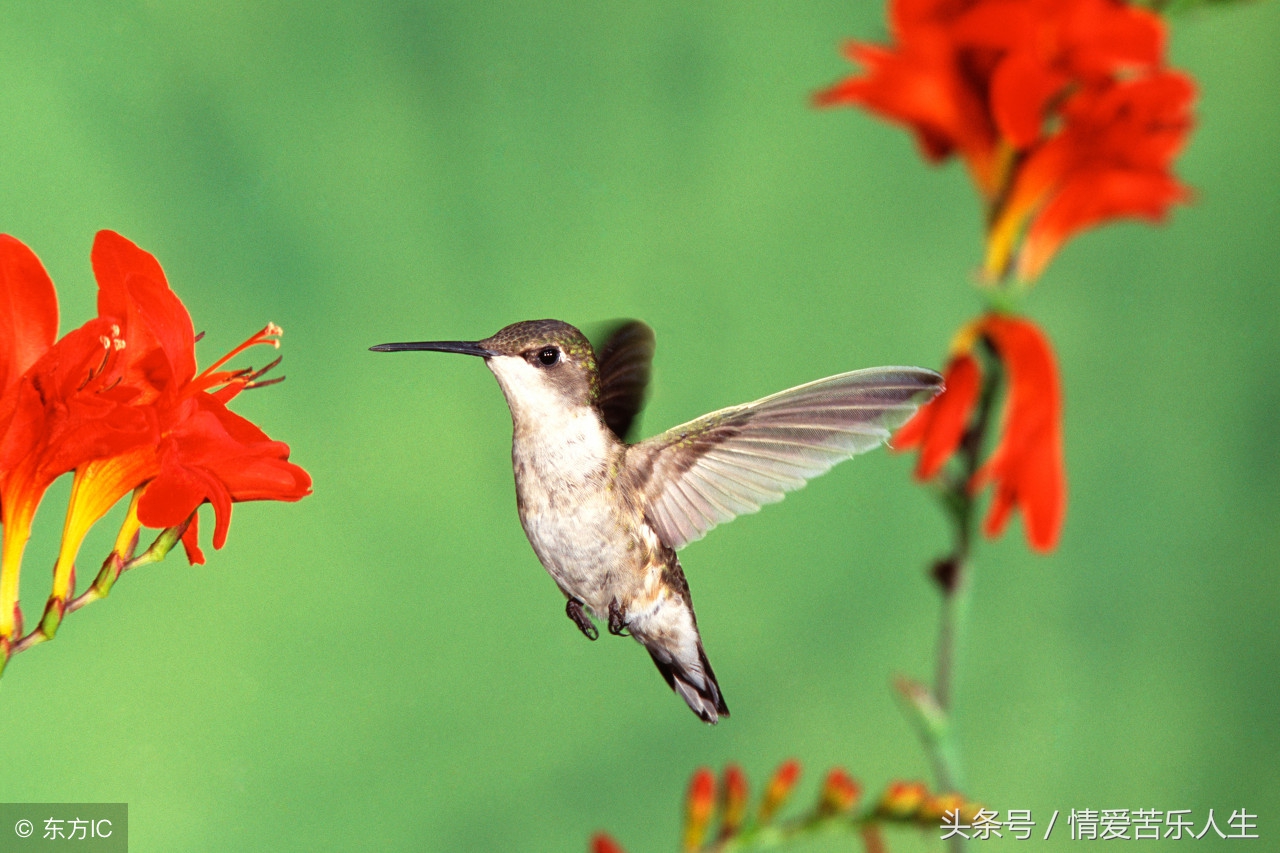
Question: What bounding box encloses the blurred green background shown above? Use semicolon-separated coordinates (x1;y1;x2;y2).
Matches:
1;2;1276;851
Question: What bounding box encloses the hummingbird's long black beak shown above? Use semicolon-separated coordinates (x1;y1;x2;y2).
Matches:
368;340;496;357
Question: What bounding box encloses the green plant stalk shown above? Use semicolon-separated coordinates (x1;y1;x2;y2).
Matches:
3;512;195;666
701;806;938;853
896;338;1004;852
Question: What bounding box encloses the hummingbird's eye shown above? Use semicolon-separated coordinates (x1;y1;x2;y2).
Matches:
537;347;561;367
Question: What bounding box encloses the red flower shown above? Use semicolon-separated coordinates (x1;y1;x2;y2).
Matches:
877;780;929;819
817;0;1194;280
972;315;1065;550
0;231;310;652
815;0;1005;194
893;314;1065;552
993;71;1195;279
0;240;150;642
90;231;311;558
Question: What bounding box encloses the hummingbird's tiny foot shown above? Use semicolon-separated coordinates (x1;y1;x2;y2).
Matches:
566;598;598;641
607;597;630;637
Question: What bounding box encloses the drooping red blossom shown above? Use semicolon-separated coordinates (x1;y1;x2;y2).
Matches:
893;314;1065;552
816;0;1194;280
971;315;1065;551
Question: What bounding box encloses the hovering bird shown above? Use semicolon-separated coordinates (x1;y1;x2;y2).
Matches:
371;320;942;723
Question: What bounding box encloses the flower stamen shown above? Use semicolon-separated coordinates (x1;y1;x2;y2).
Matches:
191;323;285;396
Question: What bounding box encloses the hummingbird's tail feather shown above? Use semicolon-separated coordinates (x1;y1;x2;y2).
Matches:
645;638;730;724
629;551;730;723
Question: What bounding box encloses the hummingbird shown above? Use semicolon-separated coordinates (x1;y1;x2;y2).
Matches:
371;320;942;723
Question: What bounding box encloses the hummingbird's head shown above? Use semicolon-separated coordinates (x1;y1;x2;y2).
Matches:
371;319;600;420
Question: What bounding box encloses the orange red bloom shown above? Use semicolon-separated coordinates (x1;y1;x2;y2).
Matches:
816;0;1194;280
894;314;1065;552
0;231;310;656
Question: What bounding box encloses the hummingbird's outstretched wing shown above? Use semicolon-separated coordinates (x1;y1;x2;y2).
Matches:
625;367;943;550
594;320;655;443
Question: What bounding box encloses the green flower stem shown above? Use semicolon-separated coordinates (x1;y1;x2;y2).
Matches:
895;676;962;795
3;512;194;665
122;517;192;572
897;337;1004;852
701;807;935;853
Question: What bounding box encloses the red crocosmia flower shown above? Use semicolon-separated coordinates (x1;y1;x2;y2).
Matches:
1;231;310;651
76;230;312;559
759;760;802;824
682;767;717;851
720;764;749;835
894;314;1065;552
0;237;61;642
993;71;1196;280
816;0;1194;280
1;240;152;641
950;0;1164;148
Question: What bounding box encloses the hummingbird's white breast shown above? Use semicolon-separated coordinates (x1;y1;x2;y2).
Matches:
486;355;640;615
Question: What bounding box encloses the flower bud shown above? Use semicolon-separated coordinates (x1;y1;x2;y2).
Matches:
719;764;748;837
818;768;861;816
877;780;928;819
590;832;626;853
757;760;801;824
682;768;716;852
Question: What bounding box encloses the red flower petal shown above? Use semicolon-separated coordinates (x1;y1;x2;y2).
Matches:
92;230;198;390
181;515;207;565
137;396;310;550
0;235;59;394
815;2;1003;193
893;351;981;479
988;50;1070;149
